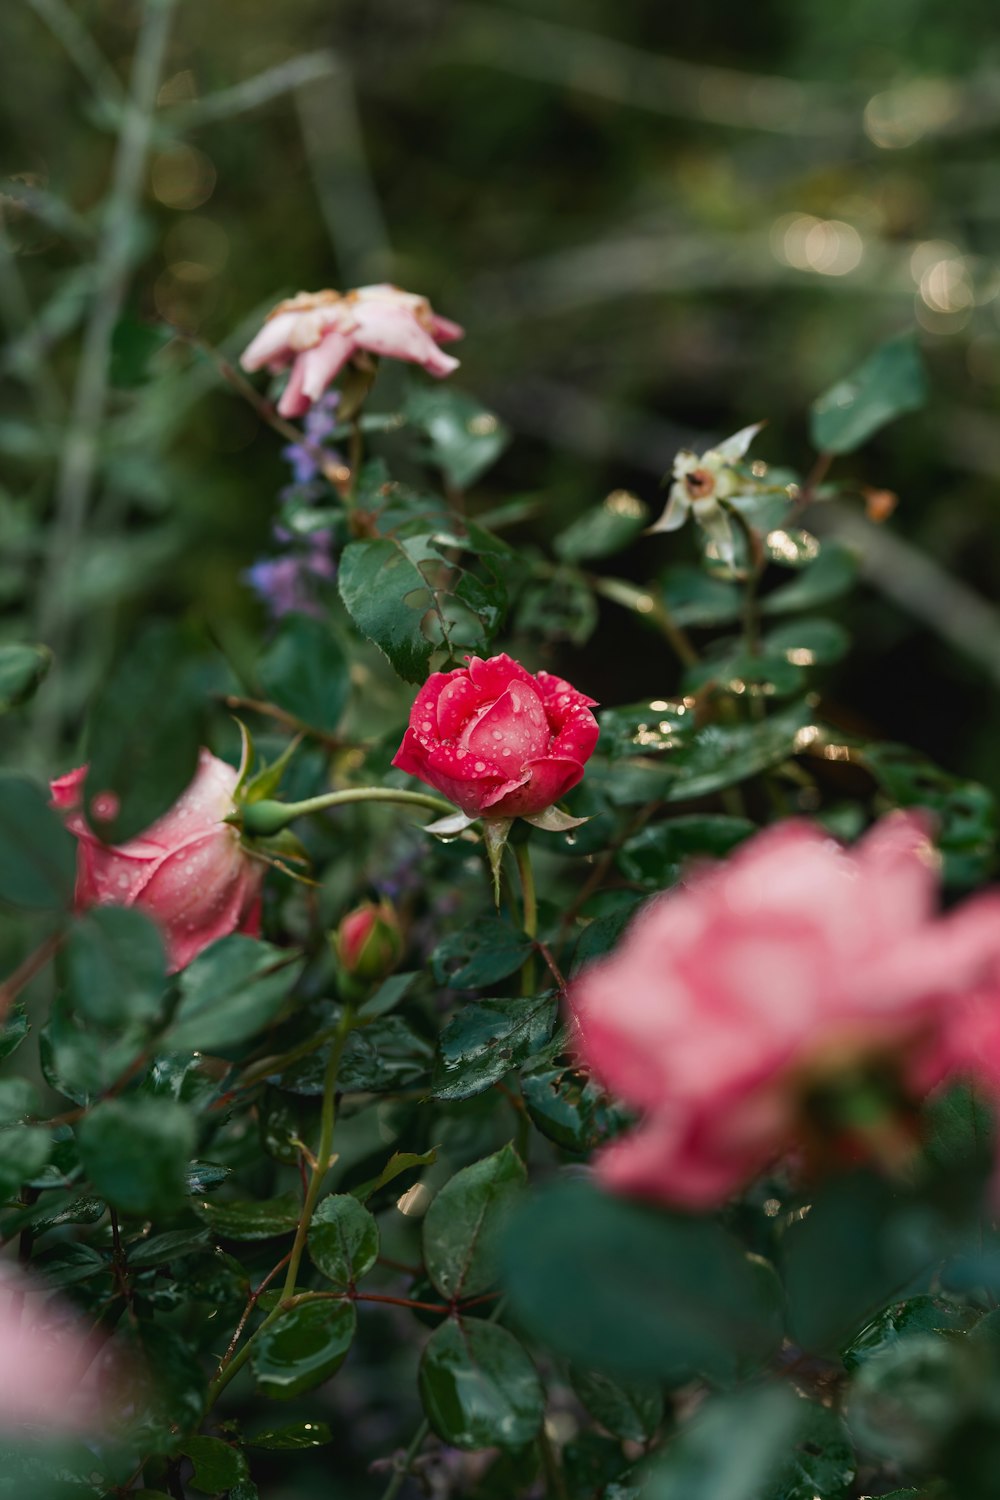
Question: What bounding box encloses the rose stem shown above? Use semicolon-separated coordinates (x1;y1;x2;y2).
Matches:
239;788;458;838
514;840;538;993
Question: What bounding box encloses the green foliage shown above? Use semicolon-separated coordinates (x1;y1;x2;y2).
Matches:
419;1316;544;1449
433;995;558;1100
77;1096;195;1216
810;332;928;454
61;906;166;1026
0;643;51;713
424;1144;526;1301
0;773;76;910
252;1301;357;1398
167;937;301;1053
307;1193;379;1289
255;611;350;732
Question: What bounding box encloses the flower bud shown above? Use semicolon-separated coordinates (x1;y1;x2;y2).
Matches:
333;900;403;986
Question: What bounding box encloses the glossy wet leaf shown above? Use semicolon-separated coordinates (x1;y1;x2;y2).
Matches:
433;995;558;1100
684;647;806;699
62;906;166;1026
246;1422;332;1450
570;898;645;974
194;1192;301;1240
0;1006;28;1063
845;1336;972;1467
349;1147;437;1204
0;643;52;712
764;1401;856;1499
167;936;301;1053
423;1143;526;1300
419;1316;544;1451
181;1436;248;1495
842;1295;977;1372
0;773;77;911
662;699;813;801
764;616;850;665
252;1299;356;1399
0;1126;51;1197
617;814;754;888
570;1367;665;1443
308;1194;379;1289
501;1179;782;1381
660;565;743;627
77;1097;194;1216
810;331;927;454
430;917;534;990
599;700;695;760
520;1065;629;1153
256;610;350;732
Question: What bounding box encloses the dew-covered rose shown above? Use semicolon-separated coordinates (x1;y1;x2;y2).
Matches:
241;283;464;418
570;814;1000;1208
51;750;263;973
391;654;599;820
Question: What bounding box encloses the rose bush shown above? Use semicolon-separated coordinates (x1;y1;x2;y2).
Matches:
570;813;1000;1206
51;749;263;972
391;652;600;820
241;283;464;417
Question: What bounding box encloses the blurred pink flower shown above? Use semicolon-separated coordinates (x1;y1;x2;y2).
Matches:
569;814;1000;1208
241;284;464;417
0;1268;105;1430
392;654;599;820
51;750;263;973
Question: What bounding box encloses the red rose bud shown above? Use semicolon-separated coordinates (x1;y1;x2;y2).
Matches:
391;654;599;820
334;900;403;985
50;750;264;974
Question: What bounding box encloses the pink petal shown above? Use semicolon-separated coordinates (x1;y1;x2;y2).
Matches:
429;313;465;343
351;302;459;377
462;682;550;765
276;355;313;418
298;326;356;403
240;311;300;372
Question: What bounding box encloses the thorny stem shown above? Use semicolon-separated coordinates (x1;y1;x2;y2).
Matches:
514;840;538;993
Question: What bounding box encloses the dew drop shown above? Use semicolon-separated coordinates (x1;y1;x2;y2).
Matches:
474;762;485;772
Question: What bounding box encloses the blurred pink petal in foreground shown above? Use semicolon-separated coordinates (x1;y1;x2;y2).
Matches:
51;749;263;973
570;813;1000;1208
0;1266;104;1430
241;283;464;417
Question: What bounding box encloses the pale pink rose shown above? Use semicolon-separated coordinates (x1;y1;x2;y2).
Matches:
391;654;599;820
51;750;263;973
570;814;1000;1208
240;284;464;417
0;1267;105;1430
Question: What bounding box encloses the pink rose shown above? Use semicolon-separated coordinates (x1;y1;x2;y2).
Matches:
51;750;264;973
391;654;599;820
240;283;464;418
334;899;403;985
569;814;1000;1208
0;1267;106;1431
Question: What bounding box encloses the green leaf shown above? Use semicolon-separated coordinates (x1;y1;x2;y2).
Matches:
252;1299;356;1399
555;493;648;563
843;1295;977;1373
127;1228;212;1268
0;773;76;910
683;647;806;699
62;906;166;1026
256;611;350;733
763;616;850;666
0;1078;38;1124
419;1317;544;1451
359;970;419;1018
308;1194;379;1290
349;1147;437;1204
433;996;558;1101
0;1126;51;1197
783;1172;931;1354
570;1367;664;1443
617;815;754;888
245;1422;332;1450
571;900;644;974
0;643;52;712
0;1006;28;1062
761;543;859;615
423;1143;526;1301
338;537;433;682
430;918;533;990
660;565;743;627
403;386;510;488
845;1336;970;1467
810;331;928;454
764;1401;856;1499
662;699;814;802
520;1066;628;1153
501;1180;781;1381
194;1192;301;1240
180;1436;248;1496
643;1385;801;1500
167;936;300;1053
859;742;997;887
83;620;203;844
77;1097;194;1216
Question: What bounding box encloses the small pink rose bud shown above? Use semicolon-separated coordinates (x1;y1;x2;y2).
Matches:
334;900;403;986
50;749;264;974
